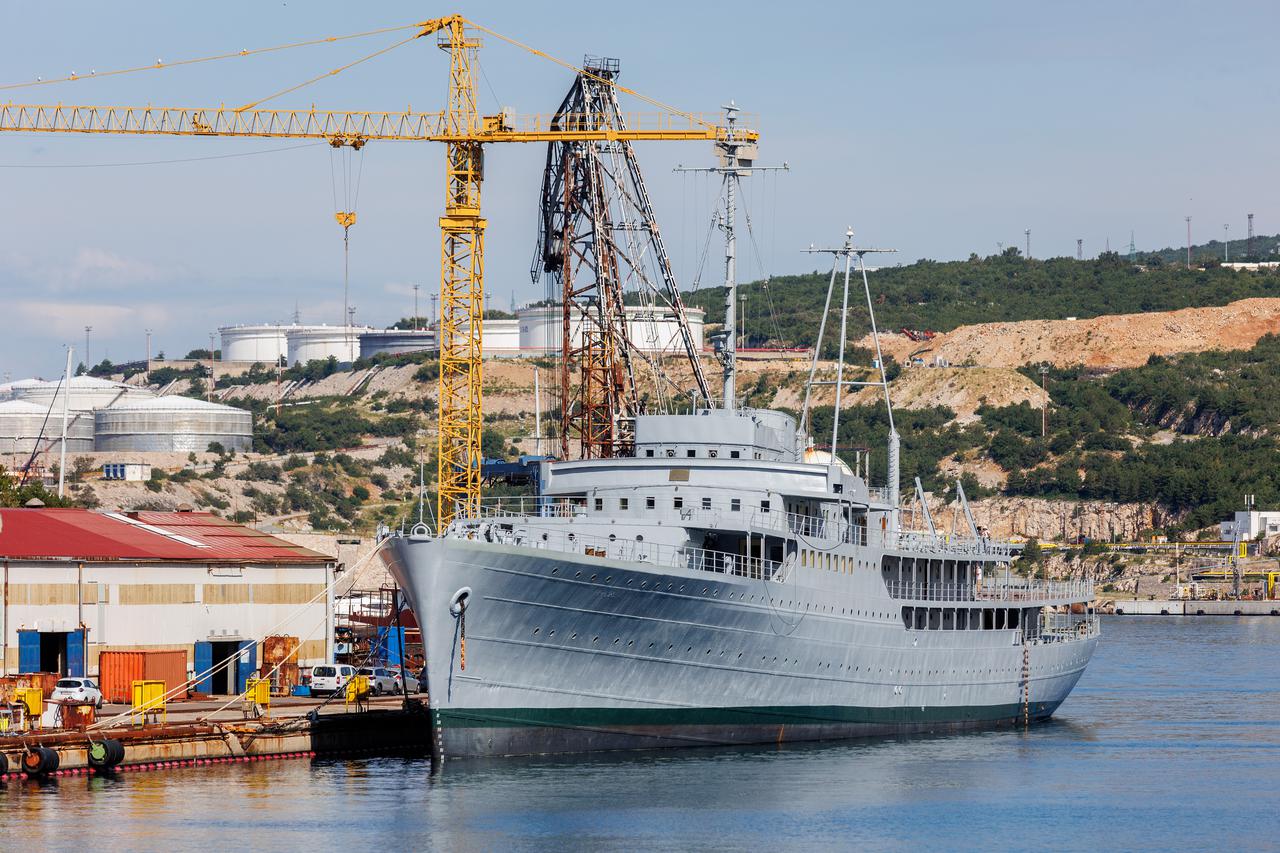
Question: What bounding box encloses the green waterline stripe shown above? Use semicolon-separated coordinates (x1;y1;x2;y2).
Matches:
436;702;1056;730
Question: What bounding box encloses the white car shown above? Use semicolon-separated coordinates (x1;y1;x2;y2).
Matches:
51;678;103;709
309;664;356;697
356;667;400;695
392;669;423;694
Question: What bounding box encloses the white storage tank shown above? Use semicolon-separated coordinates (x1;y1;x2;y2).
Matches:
0;399;94;456
93;395;253;453
515;305;705;356
14;375;154;413
359;329;437;359
285;325;371;365
220;324;290;364
481;319;521;357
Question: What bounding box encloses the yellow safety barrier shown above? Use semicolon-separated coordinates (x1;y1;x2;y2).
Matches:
131;679;167;725
245;677;271;709
17;686;43;718
344;674;370;709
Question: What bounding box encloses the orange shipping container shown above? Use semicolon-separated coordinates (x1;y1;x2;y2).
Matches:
98;651;190;704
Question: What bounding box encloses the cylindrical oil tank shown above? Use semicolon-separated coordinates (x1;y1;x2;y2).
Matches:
94;395;252;452
220;324;289;364
358;329;437;359
481;319;521;356
284;325;371;365
13;375;154;413
625;305;705;352
0;399;94;456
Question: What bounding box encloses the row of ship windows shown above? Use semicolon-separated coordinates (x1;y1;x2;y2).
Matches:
550;565;893;619
643;448;745;459
592;496;763;513
801;550;873;573
902;606;1023;631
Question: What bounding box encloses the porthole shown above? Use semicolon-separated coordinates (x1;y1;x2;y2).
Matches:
532;627;540;635
548;630;556;637
551;568;558;575
571;632;579;640
593;636;600;644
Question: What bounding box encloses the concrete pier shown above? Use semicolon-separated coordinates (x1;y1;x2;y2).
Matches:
0;695;429;780
1114;599;1280;616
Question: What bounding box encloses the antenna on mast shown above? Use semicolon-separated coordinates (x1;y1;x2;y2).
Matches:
674;102;786;411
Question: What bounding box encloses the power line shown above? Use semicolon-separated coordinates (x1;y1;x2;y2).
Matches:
0;142;323;168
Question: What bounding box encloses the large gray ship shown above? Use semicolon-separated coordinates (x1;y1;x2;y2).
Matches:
381;117;1098;760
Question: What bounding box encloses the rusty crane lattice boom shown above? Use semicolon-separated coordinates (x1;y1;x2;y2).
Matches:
533;57;711;460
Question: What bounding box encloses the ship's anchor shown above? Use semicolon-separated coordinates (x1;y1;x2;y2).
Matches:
450;587;471;671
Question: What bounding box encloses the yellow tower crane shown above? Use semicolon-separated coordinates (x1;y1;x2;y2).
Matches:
0;14;757;526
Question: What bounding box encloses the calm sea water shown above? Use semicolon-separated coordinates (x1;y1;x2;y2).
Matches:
3;617;1279;851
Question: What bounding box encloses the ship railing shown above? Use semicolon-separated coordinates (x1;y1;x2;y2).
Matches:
470;496;579;519
454;520;787;582
1039;612;1101;641
884;578;1094;603
891;529;1015;558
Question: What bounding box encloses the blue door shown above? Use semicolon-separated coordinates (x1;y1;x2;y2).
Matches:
193;641;213;694
18;630;39;673
235;641;257;694
67;629;85;677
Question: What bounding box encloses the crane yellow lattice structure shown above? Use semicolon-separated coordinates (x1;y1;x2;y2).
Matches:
0;14;757;526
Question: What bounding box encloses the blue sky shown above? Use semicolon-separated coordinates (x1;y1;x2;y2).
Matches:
1;0;1276;378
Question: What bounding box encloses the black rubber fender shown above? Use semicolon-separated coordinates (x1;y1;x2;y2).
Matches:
87;740;109;768
0;751;8;775
105;739;125;766
22;746;59;776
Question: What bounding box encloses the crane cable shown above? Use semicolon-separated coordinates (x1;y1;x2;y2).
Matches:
330;134;365;341
0;22;426;92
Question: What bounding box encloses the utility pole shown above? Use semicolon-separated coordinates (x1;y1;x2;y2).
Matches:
1039;364;1050;438
58;345;73;498
430;294;439;327
1247;213;1255;259
144;329;152;383
1076;238;1083;260
412;283;420;331
1025;229;1031;259
1223;224;1230;263
207;332;216;400
83;326;92;372
1186;216;1192;266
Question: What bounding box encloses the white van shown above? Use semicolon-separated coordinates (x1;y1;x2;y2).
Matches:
309;664;356;697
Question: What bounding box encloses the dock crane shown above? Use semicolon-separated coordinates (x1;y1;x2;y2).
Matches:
0;14;756;526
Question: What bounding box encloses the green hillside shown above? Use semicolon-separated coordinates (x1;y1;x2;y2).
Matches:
686;250;1280;349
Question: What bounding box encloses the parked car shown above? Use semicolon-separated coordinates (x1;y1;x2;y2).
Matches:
309;664;356;697
51;678;103;709
387;667;423;694
356;666;400;695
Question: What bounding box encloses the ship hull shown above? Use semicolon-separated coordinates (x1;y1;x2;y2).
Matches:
382;535;1097;760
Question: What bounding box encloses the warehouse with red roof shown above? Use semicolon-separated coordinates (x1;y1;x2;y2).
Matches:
0;507;335;694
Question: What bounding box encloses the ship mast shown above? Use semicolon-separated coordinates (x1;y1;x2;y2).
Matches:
802;230;899;523
675;102;785;410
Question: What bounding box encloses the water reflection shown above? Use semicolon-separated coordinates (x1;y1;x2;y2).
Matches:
2;617;1278;851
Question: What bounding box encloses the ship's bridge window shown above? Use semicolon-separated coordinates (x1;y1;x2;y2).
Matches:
687;449;696;458
619;498;629;510
761;500;770;513
646;497;656;509
594;498;603;511
674;496;684;509
731;499;741;512
702;497;712;510
646;449;655;458
730;450;740;459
